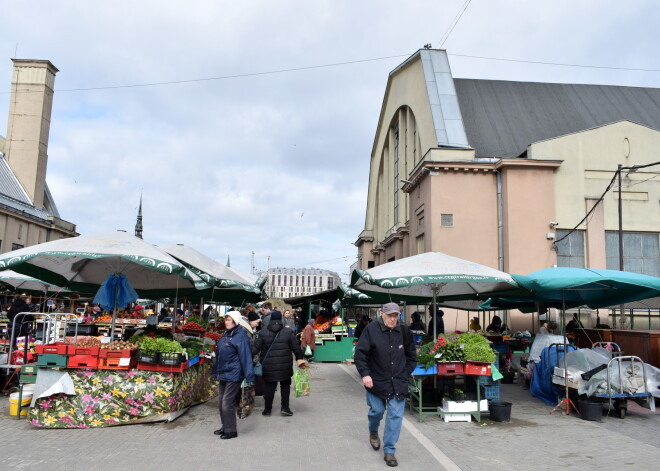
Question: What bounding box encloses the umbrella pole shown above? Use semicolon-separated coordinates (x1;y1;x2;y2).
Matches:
551;289;579;416
110;283;119;341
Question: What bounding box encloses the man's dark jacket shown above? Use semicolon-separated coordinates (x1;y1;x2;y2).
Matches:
253;319;303;382
354;317;417;400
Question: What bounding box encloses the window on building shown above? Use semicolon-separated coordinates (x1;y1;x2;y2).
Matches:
440;214;453;227
0;240;2;251
278;275;281;285
12;243;24;251
413;121;418;165
368;261;375;268
328;277;334;289
556;230;585;268
271;275;275;285
605;232;660;276
393;125;400;225
416;234;425;255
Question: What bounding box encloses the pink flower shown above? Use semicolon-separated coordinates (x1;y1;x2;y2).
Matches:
126;398;135;406
92;396;101;404
125;370;137;379
101;393;112;401
39;401;51;411
129;407;139;416
83;370;94;378
30;419;42;426
60;416;73;424
147;376;157;384
81;394;92;403
168;397;176;406
85;405;95;415
105;418;118;424
143;392;155;404
78;424;89;428
104;376;114;385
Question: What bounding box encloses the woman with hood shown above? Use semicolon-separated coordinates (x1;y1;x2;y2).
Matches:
253;311;307;416
212;310;254;439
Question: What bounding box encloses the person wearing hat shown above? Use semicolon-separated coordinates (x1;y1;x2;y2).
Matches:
469;316;482;331
354;302;416;468
212;310;254;439
253;310;307;416
426;306;444;337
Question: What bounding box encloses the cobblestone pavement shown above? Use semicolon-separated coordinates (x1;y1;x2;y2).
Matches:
0;363;658;470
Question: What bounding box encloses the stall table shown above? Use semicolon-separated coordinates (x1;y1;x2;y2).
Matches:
27;361;216;428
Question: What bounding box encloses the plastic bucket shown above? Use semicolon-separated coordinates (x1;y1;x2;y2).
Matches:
489;401;512;422
578;400;603;422
9;392;32;417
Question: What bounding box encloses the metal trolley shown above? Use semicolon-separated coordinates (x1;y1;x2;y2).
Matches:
592;355;653;419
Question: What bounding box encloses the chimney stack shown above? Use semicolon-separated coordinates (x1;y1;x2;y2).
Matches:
4;59;59;208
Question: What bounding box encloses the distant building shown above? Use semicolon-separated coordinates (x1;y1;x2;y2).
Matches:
262;267;341;299
0;59;77;253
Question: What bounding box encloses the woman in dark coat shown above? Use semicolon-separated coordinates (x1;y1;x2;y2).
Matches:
253;311;306;416
212;311;254;439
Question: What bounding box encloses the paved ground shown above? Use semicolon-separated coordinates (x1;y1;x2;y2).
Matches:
0;363;658;470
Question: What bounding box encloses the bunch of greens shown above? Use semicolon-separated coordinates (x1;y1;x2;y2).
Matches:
436;342;466;362
457;333;488;346
181;339;204;358
138;337;184;354
416;341;437;368
464;342;496;363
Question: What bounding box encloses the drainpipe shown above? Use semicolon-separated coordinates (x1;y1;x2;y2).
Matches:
496;170;504;271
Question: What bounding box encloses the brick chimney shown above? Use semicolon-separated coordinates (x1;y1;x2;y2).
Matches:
4;59;58;208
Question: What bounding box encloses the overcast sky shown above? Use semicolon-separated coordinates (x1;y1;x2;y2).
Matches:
2;1;659;280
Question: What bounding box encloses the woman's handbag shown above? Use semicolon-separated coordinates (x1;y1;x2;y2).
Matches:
254;331;280;376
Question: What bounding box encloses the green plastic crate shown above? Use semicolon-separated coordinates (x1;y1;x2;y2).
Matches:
36;353;68;368
22;364;39;375
20;374;37;384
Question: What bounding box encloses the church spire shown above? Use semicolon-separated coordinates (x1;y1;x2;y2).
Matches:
135;193;143;239
226;255;231;267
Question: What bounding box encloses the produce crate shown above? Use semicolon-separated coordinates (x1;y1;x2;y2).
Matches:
99;357;135;370
159;352;185;366
67;355;99;369
36;343;69;355
481;382;500;402
20;373;38;384
137;361;160;371
36;353;68;368
437;362;465;375
155;362;188;373
136;350;159;364
464;361;492;376
199;356;207;365
491;343;509;355
21;364;39;375
67;345;100;357
188;355;200;367
99;348;134;359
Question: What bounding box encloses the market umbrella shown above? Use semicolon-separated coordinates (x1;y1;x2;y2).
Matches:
350;252;523;339
0;231;210;336
161;244;264;304
0;269;70;297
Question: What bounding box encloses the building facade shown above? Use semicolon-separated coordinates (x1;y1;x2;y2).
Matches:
263;267;341;299
0;59;77;253
356;49;660;329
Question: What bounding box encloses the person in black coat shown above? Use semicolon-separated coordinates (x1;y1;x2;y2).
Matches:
7;295;35;347
426;306;444;337
253;311;306;416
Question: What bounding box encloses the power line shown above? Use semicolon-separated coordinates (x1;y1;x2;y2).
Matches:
2;51;659;96
438;0;473;48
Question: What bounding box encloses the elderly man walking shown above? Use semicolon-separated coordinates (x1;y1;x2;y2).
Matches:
354;302;417;467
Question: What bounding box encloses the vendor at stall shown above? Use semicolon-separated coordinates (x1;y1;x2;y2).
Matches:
469;316;481;331
486;315;507;333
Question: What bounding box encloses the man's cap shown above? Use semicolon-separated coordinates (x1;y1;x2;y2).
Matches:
247;312;260;322
381;302;400;315
270;310;282;321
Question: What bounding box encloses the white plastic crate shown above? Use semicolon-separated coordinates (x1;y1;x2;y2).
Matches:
438;408;472;422
441;398;489;413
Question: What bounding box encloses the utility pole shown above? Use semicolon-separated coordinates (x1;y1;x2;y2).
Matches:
617;164;627;329
251;251;255;274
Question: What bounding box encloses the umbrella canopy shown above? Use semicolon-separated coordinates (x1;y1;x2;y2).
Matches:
505;267;660;309
0;231;208;298
0;269;70;296
350;252;521;302
161;244;264;304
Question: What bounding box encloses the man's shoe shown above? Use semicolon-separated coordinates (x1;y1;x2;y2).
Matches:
281;408;293;416
369;433;380;450
384;453;398;467
213;428;224;435
220;432;238;440
262;410;271;416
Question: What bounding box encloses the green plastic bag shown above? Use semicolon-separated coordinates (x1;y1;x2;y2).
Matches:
491;363;503;381
294;368;310;397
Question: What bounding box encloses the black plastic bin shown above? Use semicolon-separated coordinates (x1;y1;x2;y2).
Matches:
489;401;512;422
578;400;603;422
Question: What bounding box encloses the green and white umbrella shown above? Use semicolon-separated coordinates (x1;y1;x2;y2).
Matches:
0;269;70;296
0;231;208;300
350;252;522;338
161;244;264;304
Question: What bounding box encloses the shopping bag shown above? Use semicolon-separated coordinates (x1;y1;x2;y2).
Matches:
304;345;312;356
294;368;311;398
236;381;255;419
253;362;263;376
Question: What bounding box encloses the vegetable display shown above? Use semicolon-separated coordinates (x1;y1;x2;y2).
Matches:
202;332;222;341
137;337;184;354
100;341;138;351
182;322;205;332
75;337;102;348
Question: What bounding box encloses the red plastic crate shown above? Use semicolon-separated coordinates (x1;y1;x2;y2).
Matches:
156;362;188;373
437;361;465;375
67;345;100;357
36;343;70;355
98;357;135;370
99;348;133;359
67;354;99;369
464;361;492;376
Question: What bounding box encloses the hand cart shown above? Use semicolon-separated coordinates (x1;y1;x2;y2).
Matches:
592;355;653;419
